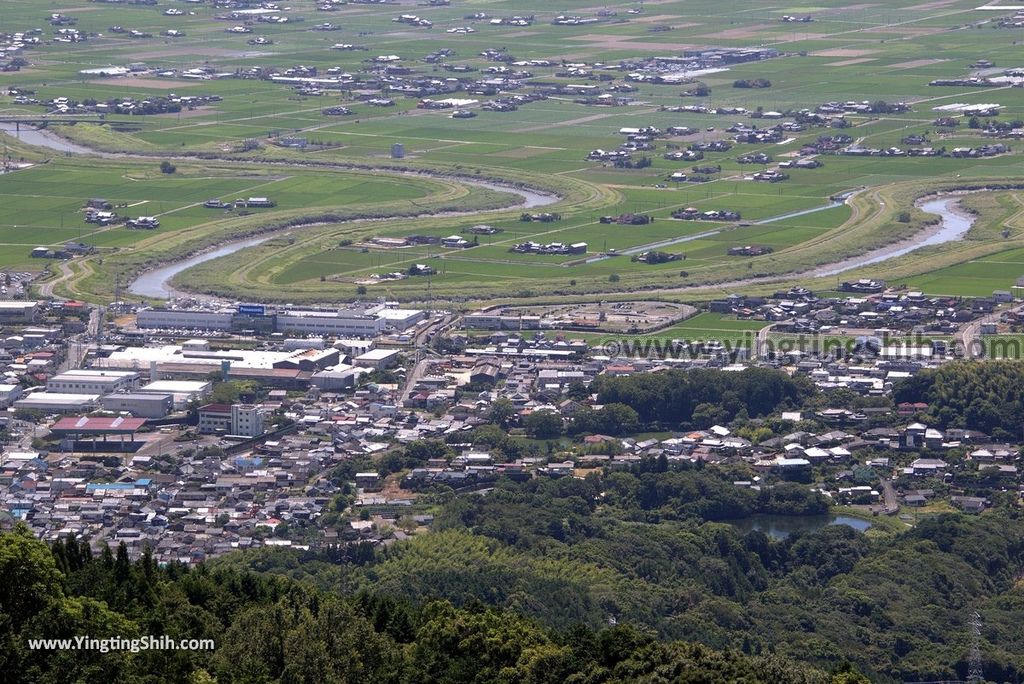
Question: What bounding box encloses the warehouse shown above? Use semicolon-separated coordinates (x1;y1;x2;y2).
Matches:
0;301;39;323
275;308;385;337
14;391;99;413
376;308;428;330
133;303;424;337
310;365;364;390
47;369;140;395
138;380;211;408
97;344;301;372
136;308;234;331
100;392;174;419
354;348;401;369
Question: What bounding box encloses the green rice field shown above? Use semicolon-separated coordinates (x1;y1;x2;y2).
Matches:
2;0;1024;303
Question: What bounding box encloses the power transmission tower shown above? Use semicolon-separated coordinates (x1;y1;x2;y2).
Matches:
967;610;983;684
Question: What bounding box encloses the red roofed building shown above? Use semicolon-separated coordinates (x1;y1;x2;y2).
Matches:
897;402;928;416
51;416;147;436
50;415;147;453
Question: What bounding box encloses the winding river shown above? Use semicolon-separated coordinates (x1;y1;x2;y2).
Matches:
129;177;558;299
0;122;557;298
0;122;984;299
814;196;976;277
0;122;99;155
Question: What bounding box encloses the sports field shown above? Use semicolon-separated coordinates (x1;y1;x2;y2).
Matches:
4;0;1024;303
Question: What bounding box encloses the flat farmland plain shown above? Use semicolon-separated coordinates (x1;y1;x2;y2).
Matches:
2;0;1024;303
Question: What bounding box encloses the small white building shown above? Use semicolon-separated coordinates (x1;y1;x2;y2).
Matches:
0;383;24;408
441;235;470;248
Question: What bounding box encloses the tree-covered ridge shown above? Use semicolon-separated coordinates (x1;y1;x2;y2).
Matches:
894;360;1024;439
5;466;1024;682
0;526;845;684
220;470;1024;684
592;368;816;428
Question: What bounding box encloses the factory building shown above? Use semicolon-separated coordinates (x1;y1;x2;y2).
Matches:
47;370;140;395
135;303;424;337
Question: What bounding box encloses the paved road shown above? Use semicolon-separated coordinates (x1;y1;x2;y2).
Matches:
399;314;460;399
58;307;100;372
956;306;1009;359
755;324;774;360
878;477;899;515
37;260;74;300
400;357;431;403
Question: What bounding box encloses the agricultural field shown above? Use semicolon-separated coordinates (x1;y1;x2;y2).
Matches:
4;0;1024;303
524;313;772;351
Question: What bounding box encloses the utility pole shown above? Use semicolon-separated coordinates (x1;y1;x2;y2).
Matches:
95;306;104;346
426;270;433;313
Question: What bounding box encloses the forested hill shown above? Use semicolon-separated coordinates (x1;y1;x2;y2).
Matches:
216;473;1024;684
893;360;1024;439
6;499;1024;681
591;367;816;427
0;525;851;684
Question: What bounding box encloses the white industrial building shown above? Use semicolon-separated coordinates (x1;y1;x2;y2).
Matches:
353;348;401;369
100;392;174;419
95;345;302;373
275;308;386;337
310;365;365;390
463;313;544;330
138;380;211;408
0;301;39;323
134;302;425;337
14;391;99;413
136;308;234;331
47;369;140;395
376;308;427;330
196;402;265;436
